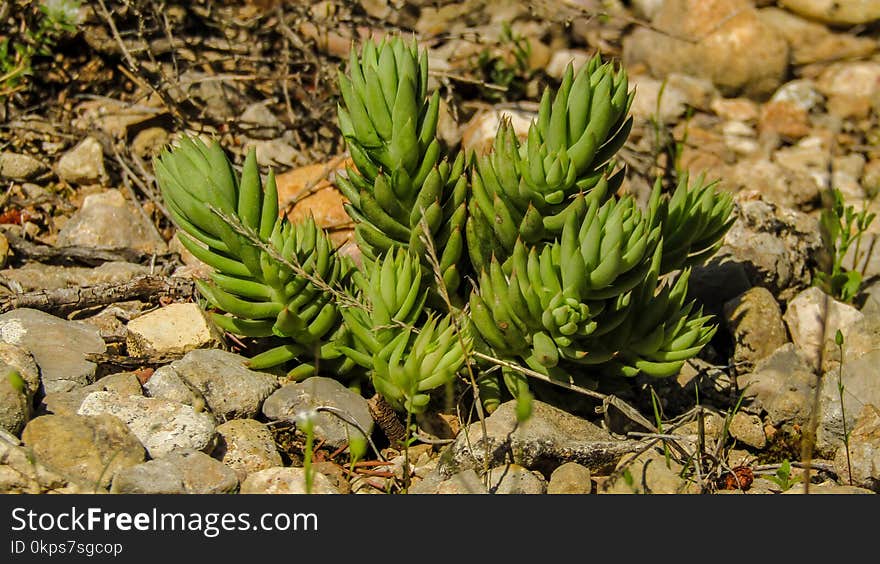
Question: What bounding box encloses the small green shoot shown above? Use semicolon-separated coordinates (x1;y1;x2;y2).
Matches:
835;329;853;485
815;188;876;303
768;459;802;492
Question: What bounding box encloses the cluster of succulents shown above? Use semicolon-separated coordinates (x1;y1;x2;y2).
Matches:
154;36;735;420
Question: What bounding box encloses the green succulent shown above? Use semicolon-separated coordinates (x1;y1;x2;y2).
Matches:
468;176;722;398
335;36;467;296
660;173;736;273
154;136;353;377
466;56;634;273
337;248;467;413
337;247;429;366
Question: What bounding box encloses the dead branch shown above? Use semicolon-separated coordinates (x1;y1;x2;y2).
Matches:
0;274;196;315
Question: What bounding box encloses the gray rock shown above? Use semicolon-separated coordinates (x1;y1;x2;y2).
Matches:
21;414;145;491
56;189;166;254
622;0;789;98
212;419;283;481
725;158;819;211
143;366;201;407
737;343;817;427
783;286;863;371
0;435;85;494
163;349;279;420
41;372;142;417
0;261;151;292
832;404;880;492
723;286;790;373
77;391;216;458
487;464;547;494
437;400;637;478
125;303;223;357
0;308;106;394
728;412;767;449
0;364;29;435
817;349;880;457
111;449;238;494
710;193;822;304
547;462;593;494
0;152;47;181
262;377;372;450
56;136;106;185
239;467;340;494
81;301;149;343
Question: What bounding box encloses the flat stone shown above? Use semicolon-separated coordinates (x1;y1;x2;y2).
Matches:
21;414;145;490
0;261;151;292
125;303;223;357
0;308;106;394
239;467;340;494
262;377;372;450
56;189;167;254
438;400;637;478
77;391;216;458
460;107;535;156
111;449;238;494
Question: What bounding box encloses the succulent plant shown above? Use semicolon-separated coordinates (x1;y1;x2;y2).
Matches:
337;248;468;413
335;37;467;297
466;56;634;273
154;136;353;378
153;39;735;417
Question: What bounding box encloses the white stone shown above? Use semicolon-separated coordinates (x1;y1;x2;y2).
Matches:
126;303;223;357
783;286;864;370
77;391;216;458
56;136;105;185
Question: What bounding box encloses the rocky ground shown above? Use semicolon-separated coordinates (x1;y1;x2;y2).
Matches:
1;0;880;495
